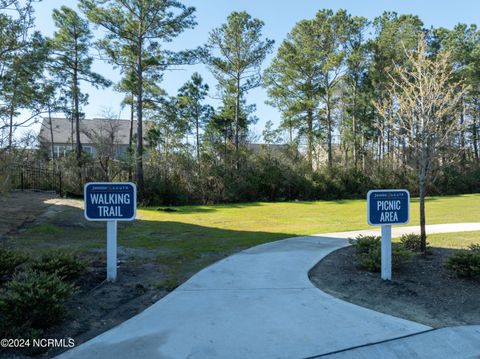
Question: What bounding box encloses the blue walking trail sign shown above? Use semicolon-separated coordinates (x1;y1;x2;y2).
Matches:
84;182;137;282
84;182;136;221
367;189;410;226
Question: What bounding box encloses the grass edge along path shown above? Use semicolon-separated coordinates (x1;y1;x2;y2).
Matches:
12;193;480;256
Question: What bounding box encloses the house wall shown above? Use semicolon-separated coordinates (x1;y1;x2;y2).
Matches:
50;143;130;159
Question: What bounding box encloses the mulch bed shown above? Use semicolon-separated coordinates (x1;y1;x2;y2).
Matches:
0;256;172;359
309;245;480;328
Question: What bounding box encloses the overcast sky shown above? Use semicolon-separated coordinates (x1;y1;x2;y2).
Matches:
25;0;480;140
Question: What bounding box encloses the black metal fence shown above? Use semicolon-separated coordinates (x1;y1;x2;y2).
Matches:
7;164;62;194
1;161;132;196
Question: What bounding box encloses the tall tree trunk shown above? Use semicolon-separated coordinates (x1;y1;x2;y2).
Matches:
73;66;83;191
326;98;333;167
128;93;134;182
7;94;16;152
306;108;313;169
352;83;357;168
73;72;82;163
48;104;55;161
419;174;427;254
361;132;365;171
7;71;18;152
472;116;479;162
195;108;200;162
234;75;241;153
70;103;74;149
473;118;479;161
386;126;391;163
136;37;145;199
344;144;349;166
473;100;480;161
460;98;466;164
73;34;82;167
401;134;407;175
377;128;382;162
419;144;430;255
164;128;169;180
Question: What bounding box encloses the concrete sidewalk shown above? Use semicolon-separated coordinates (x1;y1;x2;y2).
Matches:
57;223;480;359
321;326;480;359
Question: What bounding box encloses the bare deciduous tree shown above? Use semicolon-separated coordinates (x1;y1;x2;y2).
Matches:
375;34;468;253
83;119;121;181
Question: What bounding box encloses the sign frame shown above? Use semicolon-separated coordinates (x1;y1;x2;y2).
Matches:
84;182;137;282
366;188;410;281
367;189;410;226
84;182;137;222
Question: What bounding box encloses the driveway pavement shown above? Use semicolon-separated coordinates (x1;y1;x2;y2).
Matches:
57;223;480;359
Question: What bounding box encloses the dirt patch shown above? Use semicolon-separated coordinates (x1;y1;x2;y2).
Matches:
0;191;59;239
0;192;249;358
0;253;182;359
0;193;189;358
44;257;171;358
309;245;480;328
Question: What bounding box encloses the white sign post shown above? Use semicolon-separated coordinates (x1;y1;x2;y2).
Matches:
367;189;410;281
106;220;118;281
381;224;392;280
84;182;137;282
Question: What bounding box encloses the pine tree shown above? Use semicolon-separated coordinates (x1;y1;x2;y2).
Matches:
207;11;274;152
50;6;110;169
80;0;197;199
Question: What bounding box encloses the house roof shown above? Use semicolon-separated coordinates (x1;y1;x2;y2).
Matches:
38;117;149;146
246;143;289;153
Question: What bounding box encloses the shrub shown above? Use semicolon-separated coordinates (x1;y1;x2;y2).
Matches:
468;244;480;252
352;235;413;272
0;248;28;281
350;235;381;254
358;246;382;272
30;250;89;281
0;270;75;336
399;233;428;252
392;245;414;269
445;250;480;278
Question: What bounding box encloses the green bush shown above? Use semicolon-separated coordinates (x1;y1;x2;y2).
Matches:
30;250;89;281
350;235;381;254
0;270;75;336
392;245;415;269
399;233;428;252
352;234;413;272
445;250;480;278
0;248;28;281
468;244;480;252
358;245;413;272
358;246;382;272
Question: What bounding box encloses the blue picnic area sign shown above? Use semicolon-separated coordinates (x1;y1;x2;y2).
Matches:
367;189;410;226
84;182;136;221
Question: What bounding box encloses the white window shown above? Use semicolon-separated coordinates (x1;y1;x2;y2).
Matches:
53;145;73;158
83;145;94;155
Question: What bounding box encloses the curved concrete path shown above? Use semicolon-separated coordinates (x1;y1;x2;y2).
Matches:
57;223;480;359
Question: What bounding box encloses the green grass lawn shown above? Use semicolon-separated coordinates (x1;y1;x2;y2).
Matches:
15;193;480;250
139;192;480;234
7;193;479;289
409;231;480;249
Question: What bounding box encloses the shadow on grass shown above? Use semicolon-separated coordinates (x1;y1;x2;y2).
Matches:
12;202;293;259
144;201;268;214
144;198;366;214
